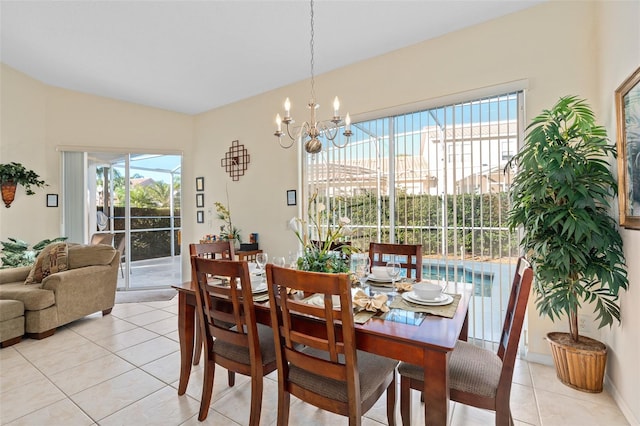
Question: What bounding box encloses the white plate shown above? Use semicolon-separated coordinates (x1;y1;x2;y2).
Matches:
307;294;341;309
252;283;267;294
402;292;453;306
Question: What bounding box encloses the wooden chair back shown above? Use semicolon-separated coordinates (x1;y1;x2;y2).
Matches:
189;241;235;259
494;257;533;388
191;256;263;369
265;265;359;415
368;242;422;281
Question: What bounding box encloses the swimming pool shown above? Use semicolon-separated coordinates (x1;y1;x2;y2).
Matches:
421;262;494;297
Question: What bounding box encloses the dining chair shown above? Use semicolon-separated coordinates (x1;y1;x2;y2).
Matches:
189;241;236;366
368;242;423;282
191;256;277;423
397;256;533;426
265;264;398;426
90;232;114;246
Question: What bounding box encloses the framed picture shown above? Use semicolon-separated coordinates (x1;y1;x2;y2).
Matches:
287;189;297;206
196;177;204;192
46;194;58;207
196;193;204;208
615;66;640;229
196;210;204;223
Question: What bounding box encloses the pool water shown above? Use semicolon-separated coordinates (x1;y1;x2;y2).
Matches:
422;263;494;297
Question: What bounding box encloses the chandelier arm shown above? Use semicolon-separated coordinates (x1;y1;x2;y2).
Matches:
278;137;296;149
316;121;339;141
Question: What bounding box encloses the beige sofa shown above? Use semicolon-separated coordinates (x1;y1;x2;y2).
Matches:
0;244;119;340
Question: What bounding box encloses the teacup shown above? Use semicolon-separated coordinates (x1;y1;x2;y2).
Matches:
370;266;388;279
412;282;443;300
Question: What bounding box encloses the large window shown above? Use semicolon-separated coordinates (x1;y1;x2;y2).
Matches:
304;91;524;346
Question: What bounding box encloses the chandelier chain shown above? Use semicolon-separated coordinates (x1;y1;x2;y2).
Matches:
272;0;351;153
309;0;316;103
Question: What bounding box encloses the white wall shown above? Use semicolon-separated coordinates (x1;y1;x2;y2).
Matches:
1;1;637;422
0;64;194;243
594;1;640;423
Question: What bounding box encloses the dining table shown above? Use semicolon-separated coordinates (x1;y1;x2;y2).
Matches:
173;279;471;425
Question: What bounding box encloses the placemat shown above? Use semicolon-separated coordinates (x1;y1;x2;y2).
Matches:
389;293;461;318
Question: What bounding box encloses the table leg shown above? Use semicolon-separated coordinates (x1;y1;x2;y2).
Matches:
423;349;450;425
177;291;195;395
459;310;469;341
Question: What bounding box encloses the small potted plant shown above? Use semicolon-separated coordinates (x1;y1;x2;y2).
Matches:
0;162;47;207
506;96;629;392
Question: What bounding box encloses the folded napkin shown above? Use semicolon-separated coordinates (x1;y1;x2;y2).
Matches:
395;281;413;292
352;290;389;313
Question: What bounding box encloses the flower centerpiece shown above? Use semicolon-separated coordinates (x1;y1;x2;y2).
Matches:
289;189;355;273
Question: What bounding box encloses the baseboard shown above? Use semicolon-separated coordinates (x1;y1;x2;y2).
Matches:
524;352;554;366
605;374;639;426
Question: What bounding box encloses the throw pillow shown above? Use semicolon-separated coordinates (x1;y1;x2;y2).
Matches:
24;242;69;284
68;244;117;269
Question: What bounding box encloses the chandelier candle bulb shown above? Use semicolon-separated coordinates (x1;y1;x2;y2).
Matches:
284;97;291;118
333;96;340;117
276;114;282;132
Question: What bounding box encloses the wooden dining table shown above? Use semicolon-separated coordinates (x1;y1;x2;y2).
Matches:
173;280;471;425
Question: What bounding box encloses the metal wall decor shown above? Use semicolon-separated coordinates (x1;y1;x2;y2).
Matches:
221;140;250;181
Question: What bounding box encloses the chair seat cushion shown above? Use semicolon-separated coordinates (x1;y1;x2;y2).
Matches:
398;340;502;398
289;347;398;403
213;323;276;366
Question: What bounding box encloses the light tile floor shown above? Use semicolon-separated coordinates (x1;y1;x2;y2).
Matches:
0;296;630;426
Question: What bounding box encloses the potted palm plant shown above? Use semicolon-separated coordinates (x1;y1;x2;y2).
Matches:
0;162;47;207
506;96;629;393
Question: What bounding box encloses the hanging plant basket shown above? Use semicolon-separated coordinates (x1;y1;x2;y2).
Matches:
547;332;607;393
1;182;17;208
0;162;47;207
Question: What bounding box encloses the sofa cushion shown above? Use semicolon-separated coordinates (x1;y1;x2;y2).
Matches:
0;299;24;321
25;243;69;284
68;244;116;269
0;283;55;310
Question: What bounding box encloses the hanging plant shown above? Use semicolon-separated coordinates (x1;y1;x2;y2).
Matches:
0;162;47;207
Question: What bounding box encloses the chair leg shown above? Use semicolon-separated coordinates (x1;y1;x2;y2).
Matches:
386;371;397;426
198;352;216;421
277;388;290;426
228;370;236;387
248;375;263;426
400;376;412;426
495;405;512;426
193;316;202;365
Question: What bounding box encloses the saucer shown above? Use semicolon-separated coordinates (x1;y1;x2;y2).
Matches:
367;275;393;283
402;292;453;306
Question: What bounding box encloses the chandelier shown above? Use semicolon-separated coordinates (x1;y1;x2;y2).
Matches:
273;0;352;154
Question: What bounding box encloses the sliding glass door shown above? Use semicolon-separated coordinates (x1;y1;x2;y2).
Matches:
62;151;182;290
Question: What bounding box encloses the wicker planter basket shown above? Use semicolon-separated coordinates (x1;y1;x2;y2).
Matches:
547;332;607;393
1;182;17;208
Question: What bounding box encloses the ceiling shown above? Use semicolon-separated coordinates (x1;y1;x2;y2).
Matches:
1;1;545;115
